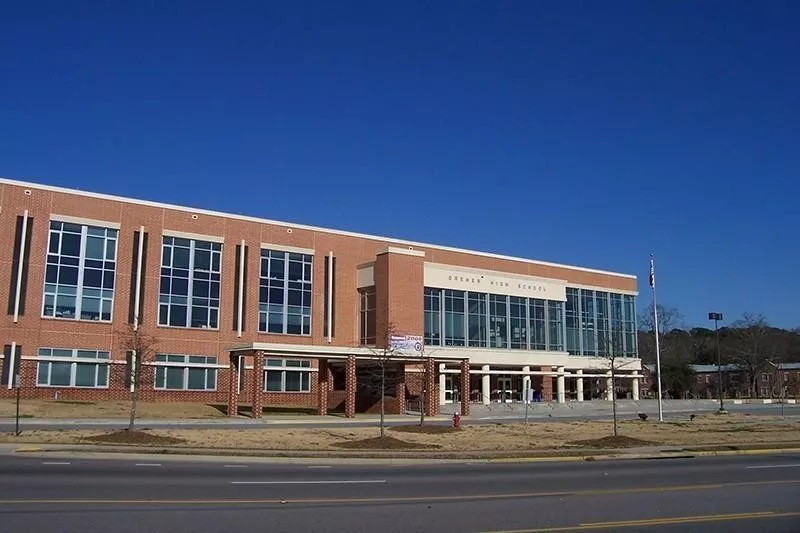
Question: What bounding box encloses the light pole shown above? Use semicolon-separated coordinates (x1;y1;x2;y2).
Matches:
767;360;785;419
708;312;726;413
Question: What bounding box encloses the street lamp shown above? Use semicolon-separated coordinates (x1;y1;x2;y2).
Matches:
708;312;726;413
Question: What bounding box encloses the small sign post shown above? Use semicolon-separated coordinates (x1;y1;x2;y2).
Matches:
14;374;21;436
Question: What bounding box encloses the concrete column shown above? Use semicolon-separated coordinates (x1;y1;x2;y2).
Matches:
605;371;613;401
252;351;264;418
632;371;640;401
317;359;329;416
345;355;357;418
557;366;566;404
481;365;490;405
227;353;239;417
438;363;446;406
522;365;531;403
576;369;584;402
459;359;470;417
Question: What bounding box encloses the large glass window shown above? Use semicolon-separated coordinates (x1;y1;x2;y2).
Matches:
43;221;118;321
610;293;624;354
548;301;564;351
259;250;312;335
159;237;221;329
623;295;637;357
489;294;508;348
359;287;376;345
264;359;311;392
596;292;610;356
424;287;441;345
154;354;217;391
528;298;546;350
467;292;487;348
509;296;528;349
443;290;466;346
581;289;596;356
566;288;581;355
36;348;110;388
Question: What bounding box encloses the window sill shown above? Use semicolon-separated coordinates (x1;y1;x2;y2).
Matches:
156;324;221;332
154;388;218;392
262;390;312;394
40;316;113;324
35;385;110;389
256;330;312;337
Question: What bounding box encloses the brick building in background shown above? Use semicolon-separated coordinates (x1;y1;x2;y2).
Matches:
0;177;641;418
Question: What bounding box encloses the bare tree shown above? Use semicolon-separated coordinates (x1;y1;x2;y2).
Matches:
729;313;775;398
601;331;638;436
118;324;158;431
361;323;402;438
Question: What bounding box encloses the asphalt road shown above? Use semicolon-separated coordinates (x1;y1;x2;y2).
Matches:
0;452;798;532
1;402;796;431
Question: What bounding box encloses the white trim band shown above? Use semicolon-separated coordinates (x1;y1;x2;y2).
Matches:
163;229;224;243
260;242;315;255
50;214;121;229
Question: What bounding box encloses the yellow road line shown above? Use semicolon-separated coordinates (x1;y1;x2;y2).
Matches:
485;511;800;532
0;479;796;506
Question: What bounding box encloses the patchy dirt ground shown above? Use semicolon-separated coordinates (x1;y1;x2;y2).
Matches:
2;414;798;452
0;400;227;419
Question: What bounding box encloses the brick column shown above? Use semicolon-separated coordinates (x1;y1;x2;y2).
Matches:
317;359;329;416
252;351;264;418
227;353;239;417
459;359;470;417
540;365;553;402
345;355;356;418
395;362;406;414
423;357;438;416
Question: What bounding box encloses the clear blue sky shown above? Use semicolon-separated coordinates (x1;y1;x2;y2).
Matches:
2;1;798;329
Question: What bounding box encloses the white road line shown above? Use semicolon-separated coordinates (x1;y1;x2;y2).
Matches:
135;463;162;467
230;480;386;485
42;461;71;465
746;464;800;469
307;465;332;469
223;465;248;468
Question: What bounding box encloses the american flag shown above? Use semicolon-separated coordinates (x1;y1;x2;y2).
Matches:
649;255;655;289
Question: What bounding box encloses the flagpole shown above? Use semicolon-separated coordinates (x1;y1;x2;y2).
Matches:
650;254;664;422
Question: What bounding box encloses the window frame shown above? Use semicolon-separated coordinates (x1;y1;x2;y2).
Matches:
258;249;313;336
35;348;111;389
42;221;118;323
263;358;312;393
153;354;218;391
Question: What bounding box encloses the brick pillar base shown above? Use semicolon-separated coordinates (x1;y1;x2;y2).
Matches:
317;359;329;416
540;365;553;402
395;362;406;415
423;357;438;416
345;355;356;418
252;351;264;418
227;354;239;417
459;359;470;417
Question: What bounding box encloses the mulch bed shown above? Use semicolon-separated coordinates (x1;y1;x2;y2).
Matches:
390;425;460;435
83;430;185;446
334;436;440;450
569;435;656;449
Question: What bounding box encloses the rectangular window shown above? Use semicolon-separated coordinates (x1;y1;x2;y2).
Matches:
154;354;217;391
581;289;596;356
443;290;466;346
36;348;110;388
359;287;376;345
623;295;637;357
159;237;221;329
566;288;581;355
528;298;546;350
424;287;441;346
548;301;564;351
467;292;487;348
263;359;311;393
258;250;312;335
596;292;610;356
509;296;528;349
489;294;508;349
43;221;118;322
610;293;624;355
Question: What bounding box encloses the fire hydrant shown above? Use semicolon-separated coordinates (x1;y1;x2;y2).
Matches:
452;412;460;429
